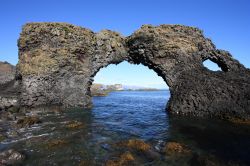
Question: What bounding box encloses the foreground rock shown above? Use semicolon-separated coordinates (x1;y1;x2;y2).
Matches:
0;149;25;165
0;22;250;120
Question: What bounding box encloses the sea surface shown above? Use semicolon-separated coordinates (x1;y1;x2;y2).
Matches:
1;90;250;165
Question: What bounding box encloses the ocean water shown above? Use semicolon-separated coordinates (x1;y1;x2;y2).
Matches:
1;90;250;165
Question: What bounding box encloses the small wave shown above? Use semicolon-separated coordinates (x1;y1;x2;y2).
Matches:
1;133;51;144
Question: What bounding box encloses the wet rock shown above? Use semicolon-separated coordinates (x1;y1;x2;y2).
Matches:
116;139;160;161
78;160;95;166
0;97;18;112
8;130;20;138
189;153;233;166
0;149;25;165
227;118;250;125
66;120;84;129
101;143;112;151
144;149;161;161
46;139;68;149
163;141;191;156
16;116;41;128
7;107;19;114
0;111;15;121
0;134;6;142
117;139;151;152
106;151;135;166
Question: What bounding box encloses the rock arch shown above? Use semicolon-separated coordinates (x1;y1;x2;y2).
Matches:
8;22;250;120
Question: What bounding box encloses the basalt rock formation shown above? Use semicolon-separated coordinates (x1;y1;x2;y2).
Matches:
0;61;19;110
0;61;15;85
0;23;250;120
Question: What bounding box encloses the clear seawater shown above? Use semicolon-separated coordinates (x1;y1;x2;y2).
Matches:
1;90;250;165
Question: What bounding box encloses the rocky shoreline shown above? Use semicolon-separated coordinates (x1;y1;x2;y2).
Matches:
1;105;249;165
90;83;161;97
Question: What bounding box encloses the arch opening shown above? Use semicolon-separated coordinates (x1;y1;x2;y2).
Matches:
203;59;223;71
89;61;171;140
89;61;169;96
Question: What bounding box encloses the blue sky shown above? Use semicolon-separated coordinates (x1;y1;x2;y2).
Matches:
0;0;249;88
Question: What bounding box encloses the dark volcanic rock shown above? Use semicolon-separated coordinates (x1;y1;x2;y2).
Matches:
0;22;250;120
0;61;15;85
0;61;19;111
0;149;25;165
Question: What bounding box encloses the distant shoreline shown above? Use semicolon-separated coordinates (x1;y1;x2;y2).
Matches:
110;89;169;92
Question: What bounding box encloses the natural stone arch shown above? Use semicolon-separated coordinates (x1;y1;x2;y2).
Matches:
12;22;250;120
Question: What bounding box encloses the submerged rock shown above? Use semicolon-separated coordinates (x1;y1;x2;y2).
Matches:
188;153;240;166
163;141;191;156
0;134;6;142
16;116;41;128
78;160;95;166
0;111;16;121
0;149;25;165
115;139;160;161
116;139;151;152
66;120;84;129
46;139;68;149
106;151;135;166
227;118;250;125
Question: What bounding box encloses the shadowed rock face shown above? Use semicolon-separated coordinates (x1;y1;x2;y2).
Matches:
1;22;250;120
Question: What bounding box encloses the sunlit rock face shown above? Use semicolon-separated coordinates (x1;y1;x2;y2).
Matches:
1;22;250;120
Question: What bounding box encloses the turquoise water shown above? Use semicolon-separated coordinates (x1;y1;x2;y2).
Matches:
1;90;250;165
